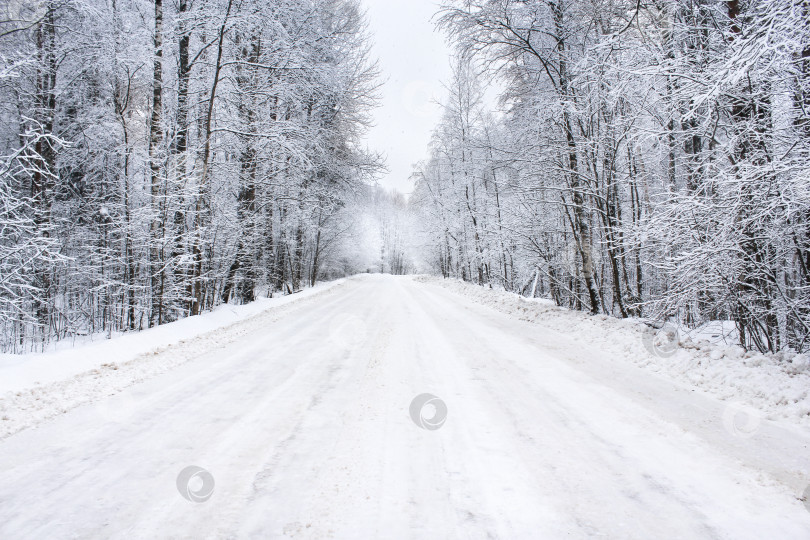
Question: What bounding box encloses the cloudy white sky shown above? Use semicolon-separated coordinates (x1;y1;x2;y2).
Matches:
360;0;454;195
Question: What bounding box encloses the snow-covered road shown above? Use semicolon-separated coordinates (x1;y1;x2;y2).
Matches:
2;275;810;539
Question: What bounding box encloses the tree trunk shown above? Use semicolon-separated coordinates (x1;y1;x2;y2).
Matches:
148;0;164;327
171;0;191;313
552;1;600;314
190;0;232;315
31;2;58;342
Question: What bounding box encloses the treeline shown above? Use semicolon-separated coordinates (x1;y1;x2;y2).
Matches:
370;186;413;275
0;0;380;352
412;0;810;353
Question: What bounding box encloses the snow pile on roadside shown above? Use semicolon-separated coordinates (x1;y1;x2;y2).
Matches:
0;278;353;440
0;280;349;395
416;275;810;427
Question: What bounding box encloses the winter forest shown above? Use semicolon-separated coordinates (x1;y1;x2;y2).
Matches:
0;0;393;352
1;0;809;357
413;0;810;355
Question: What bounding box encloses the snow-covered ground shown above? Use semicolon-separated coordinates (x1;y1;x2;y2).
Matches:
0;278;347;439
418;276;810;427
1;274;810;538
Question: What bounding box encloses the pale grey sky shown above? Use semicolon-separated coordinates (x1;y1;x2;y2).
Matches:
361;0;453;195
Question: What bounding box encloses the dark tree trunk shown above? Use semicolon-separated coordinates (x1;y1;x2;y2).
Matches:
148;0;164;327
31;3;58;340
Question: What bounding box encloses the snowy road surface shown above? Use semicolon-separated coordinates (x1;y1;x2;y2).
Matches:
2;275;810;539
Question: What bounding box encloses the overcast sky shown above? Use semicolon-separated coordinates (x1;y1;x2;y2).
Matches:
360;0;453;195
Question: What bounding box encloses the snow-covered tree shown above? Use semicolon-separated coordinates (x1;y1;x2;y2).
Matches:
413;0;810;353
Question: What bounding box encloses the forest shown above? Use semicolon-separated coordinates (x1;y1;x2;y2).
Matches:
412;0;810;354
0;0;400;352
1;0;809;357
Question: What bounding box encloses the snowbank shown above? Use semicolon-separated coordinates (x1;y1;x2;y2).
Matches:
0;278;352;439
415;275;810;427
